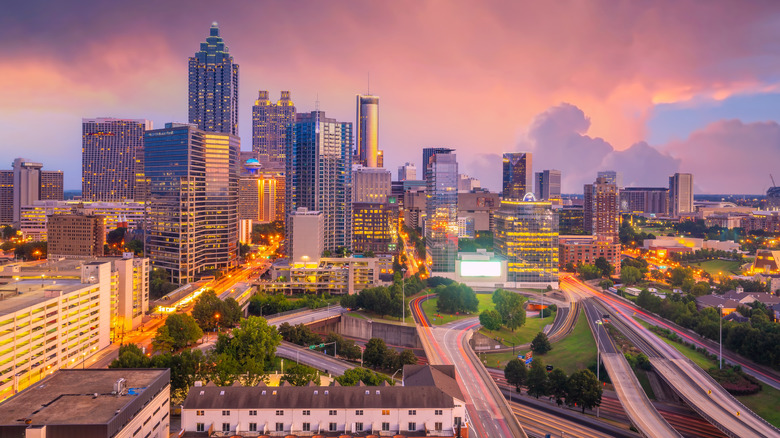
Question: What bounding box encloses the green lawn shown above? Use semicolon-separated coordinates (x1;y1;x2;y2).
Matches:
635;369;656;400
478;313;555;346
686;259;743;276
421;293;495;325
483;309;596;375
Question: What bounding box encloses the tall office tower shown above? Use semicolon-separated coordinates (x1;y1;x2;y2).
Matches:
47;212;105;258
145;123;240;284
502;152;533;201
559;205;585;234
422;147;454;172
619;187;669;215
398;162;417;181
353;167;391;204
0;171;12;224
597;170;623;189
583;177;619;242
286;111;353;253
352;167;394;253
82;118;152;202
494;199;559;285
12;158;41;226
669;173;694;217
252;90;295;162
356;95;380;167
40;170;64;200
535;169;562;204
188;22;239;135
425;150;458;272
289;207;324;264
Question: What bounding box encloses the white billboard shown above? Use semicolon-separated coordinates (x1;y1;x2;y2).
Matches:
460;260;502;277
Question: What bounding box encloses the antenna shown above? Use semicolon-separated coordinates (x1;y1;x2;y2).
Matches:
771;174;777;188
367;72;370;95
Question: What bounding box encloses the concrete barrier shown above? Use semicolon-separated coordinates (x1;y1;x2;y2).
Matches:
338;315;422;349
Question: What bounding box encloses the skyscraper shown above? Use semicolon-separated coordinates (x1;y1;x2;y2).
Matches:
0;171;12;225
352;167;394;253
502;152;533;201
12;158;41;226
286;111;353;253
188;22;239;135
535;169;561;204
40;170;64;201
398;162;417;181
82;118;152;202
425;150;458;272
597;170;623;189
422;147;454;172
252;90;295;162
356;95;380;167
669;173;694;217
145;123;239;284
583;177;619;242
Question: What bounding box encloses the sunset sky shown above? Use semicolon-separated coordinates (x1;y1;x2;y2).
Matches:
2;0;780;194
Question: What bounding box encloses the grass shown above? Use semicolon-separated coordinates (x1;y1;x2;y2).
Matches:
483;309;596;375
687;259;743;276
635;369;656;400
421;293;495;325
478;313;555;346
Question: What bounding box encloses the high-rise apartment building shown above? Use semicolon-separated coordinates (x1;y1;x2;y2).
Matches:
12;158;42;226
669;173;694;217
82;118;152;202
494;199;559;286
422;148;454;172
252;90;295;162
425;150;458;272
583;177;619;242
286;111;352;253
40;170;64;201
398;162;417;181
597;170;623;189
502;152;533;201
356;95;380;167
145;123;239;284
0;170;13;224
619;187;669;215
47;212;106;258
535;169;562;204
188;22;239;135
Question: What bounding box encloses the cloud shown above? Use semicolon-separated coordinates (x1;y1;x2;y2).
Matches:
601;141;680;188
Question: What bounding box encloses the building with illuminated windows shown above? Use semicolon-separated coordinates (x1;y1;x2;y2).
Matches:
584;177;619;242
81;118;152;202
502;152;532;201
47;212;105;259
425;150;458;273
535;169;561;204
19;200;145;241
0;160;63;226
669;172;694;217
252;90;295;162
597;170;623;189
145;123;239;284
356;95;381;167
353;203;395;254
188;22;239;135
619;187;669;215
493;197;559;287
558;205;584;235
286;111;352;253
559;235;621;274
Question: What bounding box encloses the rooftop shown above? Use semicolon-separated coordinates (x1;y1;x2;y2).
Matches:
0;279;84;316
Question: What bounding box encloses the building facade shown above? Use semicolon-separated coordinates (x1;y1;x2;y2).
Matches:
583;177;619;242
558;205;585;235
559;235;622;274
398;162;417;181
422;148;454;173
12;158;42;226
619;187;669;215
597;170;623;189
494;199;559;286
669;173;694;217
81;118;152;202
426;151;458;273
252;90;295;162
457;191;500;232
535;169;561;204
0;170;13;225
353;203;395;253
145;123;240;284
39;170;64;202
47;213;105;258
289;208;324;264
188;22;239;135
286;111;352;253
502;152;533;201
356;95;380;167
20;200;145;241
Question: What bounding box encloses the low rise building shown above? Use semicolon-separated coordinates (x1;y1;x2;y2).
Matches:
180;365;467;437
559;235;622;275
46;212;105;259
0;368;170;438
265;255;393;295
20;200;145;241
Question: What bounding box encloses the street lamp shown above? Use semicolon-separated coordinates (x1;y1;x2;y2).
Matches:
718;304;723;369
214;313;220;333
401;267;407;324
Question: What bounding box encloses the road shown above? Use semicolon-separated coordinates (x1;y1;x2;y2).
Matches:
564;275;780;438
275;341;354;376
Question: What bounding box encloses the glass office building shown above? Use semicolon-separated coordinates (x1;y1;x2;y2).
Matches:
252;90;295;162
145;123;239;283
494;199;559;283
425;150;458;272
502;152;533;201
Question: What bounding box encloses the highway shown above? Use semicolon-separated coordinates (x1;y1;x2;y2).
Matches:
564;275;780;438
275;341;354;376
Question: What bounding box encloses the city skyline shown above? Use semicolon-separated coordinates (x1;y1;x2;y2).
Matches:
3;2;780;194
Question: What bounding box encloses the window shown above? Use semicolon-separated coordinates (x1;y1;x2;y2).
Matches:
355;410;363;416
435;422;443;431
329;422;337;431
355;422;364;432
382;422;390;431
302;410;311;416
408;422;416;431
302;423;311;432
249;423;257;432
196;410;204;416
382;410;390;416
408;409;416;416
276;410;284;416
196;424;204;432
222;410;230;416
249;410;257;416
275;423;284;432
329;410;337;416
435;409;443;415
222;423;230;432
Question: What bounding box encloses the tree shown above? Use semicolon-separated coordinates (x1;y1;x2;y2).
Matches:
493;289;526;331
548;368;568;406
669;266;694;287
363;338;390;369
324;332;362;360
106;227;127;249
620;266;643;285
110;344;150;368
2;225;17;240
598;279;614;290
504;359;527;391
577;263;601;280
399;349;418;366
281;363;320;386
215;316;282;382
530;332;552;355
526;359;549;398
436;283;479;314
278;322;321;347
192;290;241;330
150;268;178;300
594;257;614;278
479;310;503;331
690;281;711;296
125;239;144;256
335;368;394;386
153;313;202;351
566;369;603;413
